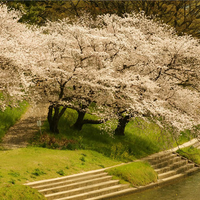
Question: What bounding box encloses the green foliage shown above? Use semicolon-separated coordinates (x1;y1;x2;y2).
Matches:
56;170;65;176
8;170;20;178
0;101;28;141
110;142;133;161
0;185;45;200
5;0;200;38
5;1;76;25
178;130;194;145
31;133;79;150
32;108;191;162
31;168;46;177
0;146;121;199
106;162;157;187
177;146;200;165
0;147;120;185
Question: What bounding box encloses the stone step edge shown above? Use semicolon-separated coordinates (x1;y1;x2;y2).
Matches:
33;172;109;189
147;154;178;165
142;151;172;161
154;159;187;173
45;180;120;199
158;163;195;179
161;167;200;183
24;163;129;187
151;156;183;169
86;188;137;200
39;175;113;194
54;184;130;200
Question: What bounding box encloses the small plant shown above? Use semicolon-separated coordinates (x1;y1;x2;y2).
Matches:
110;143;133;161
32;133;78;150
80;156;86;162
8;170;20;178
9;178;15;185
56;170;65;176
31;168;46;177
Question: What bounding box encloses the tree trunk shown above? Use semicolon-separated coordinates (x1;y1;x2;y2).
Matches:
72;109;106;131
114;115;130;136
73;110;86;131
48;104;67;134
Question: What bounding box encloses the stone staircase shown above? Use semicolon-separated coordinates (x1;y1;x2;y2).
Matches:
25;139;200;200
144;150;200;185
24;169;135;200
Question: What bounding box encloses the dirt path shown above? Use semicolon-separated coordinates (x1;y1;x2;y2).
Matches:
1;103;49;149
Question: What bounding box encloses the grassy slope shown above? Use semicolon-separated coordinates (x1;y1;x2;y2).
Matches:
0;147;121;186
0;107;194;199
0;147;121;199
177;146;200;165
0;101;28;142
33;108;190;161
106;161;157;187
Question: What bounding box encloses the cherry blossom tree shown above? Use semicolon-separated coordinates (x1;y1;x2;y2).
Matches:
0;5;48;109
1;5;200;137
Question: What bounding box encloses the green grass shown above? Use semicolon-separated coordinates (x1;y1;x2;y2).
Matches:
0;101;28;141
177;146;200;165
32;108;192;162
0;105;195;199
0;185;44;200
0;147;121;185
106;161;158;187
0;147;121;199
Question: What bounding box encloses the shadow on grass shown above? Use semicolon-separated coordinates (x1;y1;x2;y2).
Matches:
32;108;169;162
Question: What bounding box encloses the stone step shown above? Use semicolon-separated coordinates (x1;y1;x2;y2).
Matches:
158;163;195;179
39;175;113;195
161;166;200;185
161;173;185;184
25;169;106;188
158;170;177;179
152;156;182;169
32;172;109;190
155;159;187;174
45;180;120;200
176;163;194;174
184;166;200;175
54;184;130;200
144;151;172;162
86;188;136;200
147;153;177;165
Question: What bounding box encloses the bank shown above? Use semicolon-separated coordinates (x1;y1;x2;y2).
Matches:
23;139;200;200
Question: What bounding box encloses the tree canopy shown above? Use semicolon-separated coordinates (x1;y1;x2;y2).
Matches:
0;4;200;136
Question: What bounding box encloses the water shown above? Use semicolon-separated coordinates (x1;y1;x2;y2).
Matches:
115;172;200;200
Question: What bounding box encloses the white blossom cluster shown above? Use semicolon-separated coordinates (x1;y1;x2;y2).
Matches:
0;5;200;133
